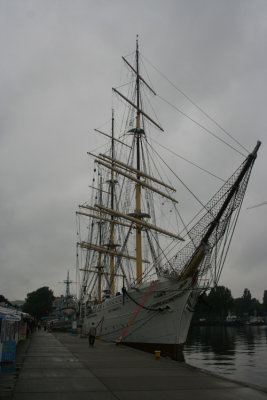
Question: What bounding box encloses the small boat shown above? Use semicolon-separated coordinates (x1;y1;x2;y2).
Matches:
76;38;260;360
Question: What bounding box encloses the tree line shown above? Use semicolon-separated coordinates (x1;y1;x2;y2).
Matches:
194;286;267;321
18;285;267;322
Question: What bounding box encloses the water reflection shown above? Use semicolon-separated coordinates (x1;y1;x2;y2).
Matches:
184;326;267;389
186;326;237;355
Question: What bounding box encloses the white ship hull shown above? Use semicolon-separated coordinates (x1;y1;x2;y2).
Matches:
82;277;200;359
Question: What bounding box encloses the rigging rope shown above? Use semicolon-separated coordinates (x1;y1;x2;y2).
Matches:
151;137;226;183
141;53;249;155
146;140;211;213
158;94;246;157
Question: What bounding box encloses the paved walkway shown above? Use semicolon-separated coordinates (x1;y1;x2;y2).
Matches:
5;331;267;399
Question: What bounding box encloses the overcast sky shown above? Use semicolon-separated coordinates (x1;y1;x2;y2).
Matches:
1;0;266;302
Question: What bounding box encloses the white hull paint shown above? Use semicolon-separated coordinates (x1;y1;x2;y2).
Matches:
83;277;199;355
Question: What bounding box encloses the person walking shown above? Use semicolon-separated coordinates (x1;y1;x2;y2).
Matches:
89;322;96;346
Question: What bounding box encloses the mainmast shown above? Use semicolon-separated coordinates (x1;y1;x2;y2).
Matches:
97;175;103;303
78;38;182;294
135;36;142;285
110;109;115;293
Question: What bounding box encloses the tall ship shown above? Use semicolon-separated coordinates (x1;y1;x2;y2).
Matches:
76;39;260;359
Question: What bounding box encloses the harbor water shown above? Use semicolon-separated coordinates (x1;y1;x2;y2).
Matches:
183;325;267;390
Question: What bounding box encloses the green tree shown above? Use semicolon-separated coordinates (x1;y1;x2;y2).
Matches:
193;292;210;320
23;286;55;319
250;297;262;316
207;285;234;320
233;297;244;317
263;290;267;314
233;288;261;317
242;288;252;311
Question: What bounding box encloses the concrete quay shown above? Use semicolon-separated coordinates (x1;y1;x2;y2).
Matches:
4;330;267;400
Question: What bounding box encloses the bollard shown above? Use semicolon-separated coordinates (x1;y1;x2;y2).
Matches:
154;350;161;359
